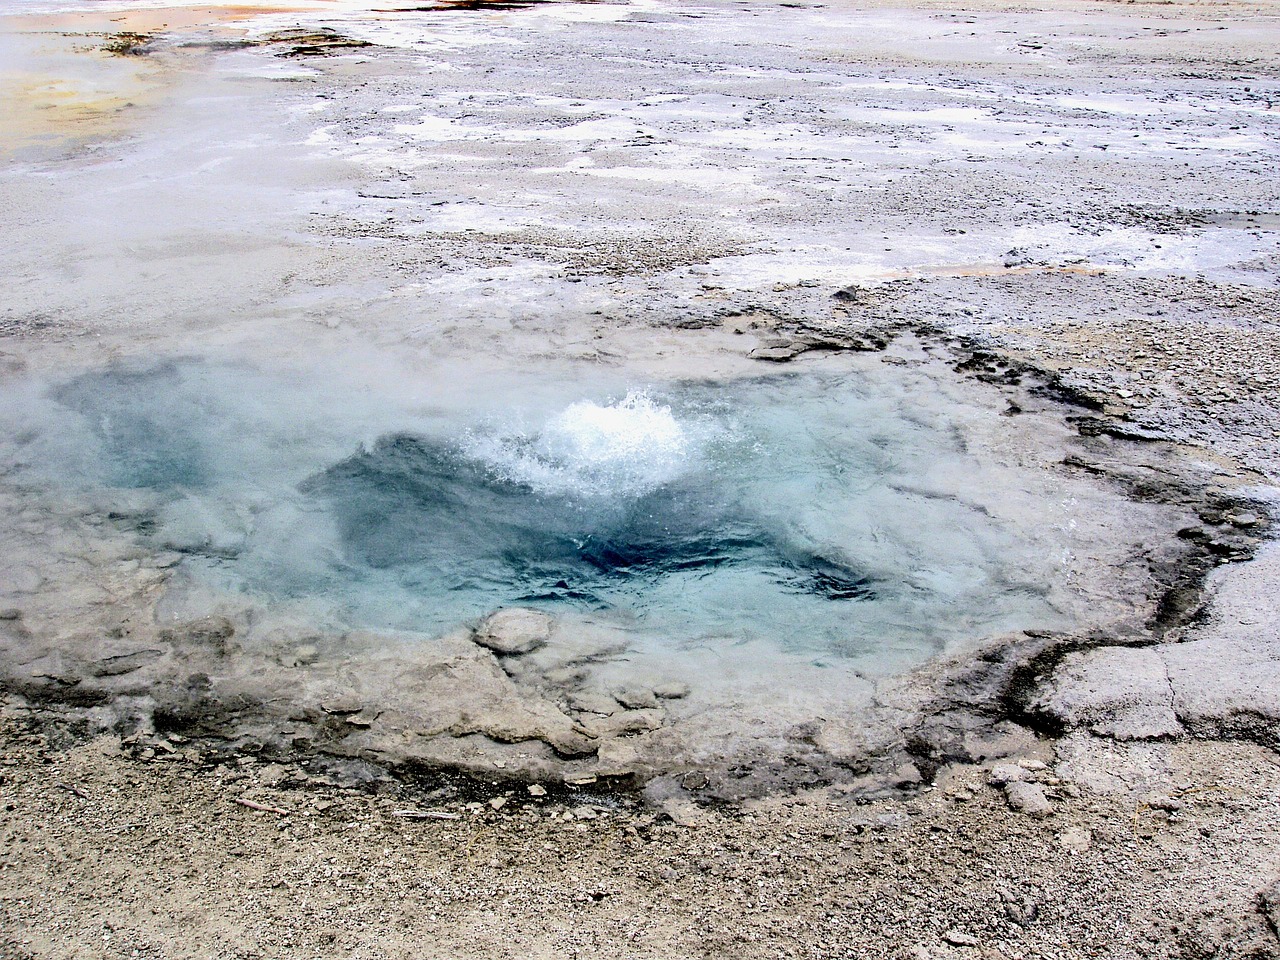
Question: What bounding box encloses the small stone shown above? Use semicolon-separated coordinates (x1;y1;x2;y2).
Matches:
489;797;507;811
257;763;288;787
344;709;379;728
473;608;553;655
680;771;710;791
1147;794;1184;813
661;798;709;827
320;696;362;716
579;708;664;739
615;687;659;710
2;567;41;594
987;762;1029;786
942;929;980;947
1005;781;1053;818
567;692;621;716
1227;512;1262;528
527;784;548;797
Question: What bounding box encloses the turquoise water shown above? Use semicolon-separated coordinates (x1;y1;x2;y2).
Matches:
22;355;1073;675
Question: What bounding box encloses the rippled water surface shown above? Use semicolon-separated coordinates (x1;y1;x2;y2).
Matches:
11;353;1089;679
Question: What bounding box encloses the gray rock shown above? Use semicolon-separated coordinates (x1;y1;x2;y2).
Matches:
653;681;691;700
580;708;664;739
89;648;163;678
257;763;288;787
473;608;553;655
1033;646;1183;740
615;687;659;710
0;566;41;595
320;695;363;715
1005;781;1054;818
660;797;709;827
942;929;980;947
567;691;621;716
290;643;320;666
1035;544;1280;749
987;762;1030;786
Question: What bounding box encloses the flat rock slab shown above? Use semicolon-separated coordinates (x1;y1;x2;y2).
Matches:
473;608;554;655
1034;543;1280;743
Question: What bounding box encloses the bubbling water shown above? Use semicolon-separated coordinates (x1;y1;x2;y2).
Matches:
19;357;1098;678
463;391;700;500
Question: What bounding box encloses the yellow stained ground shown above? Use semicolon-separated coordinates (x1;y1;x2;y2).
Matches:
0;5;321;157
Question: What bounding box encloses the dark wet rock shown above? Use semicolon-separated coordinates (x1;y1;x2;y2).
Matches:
1257;881;1280;943
260;28;373;57
749;330;890;362
102;32;153;57
653;682;690;700
473;608;554;655
89;649;163;678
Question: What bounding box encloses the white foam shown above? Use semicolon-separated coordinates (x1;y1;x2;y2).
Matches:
465;391;695;499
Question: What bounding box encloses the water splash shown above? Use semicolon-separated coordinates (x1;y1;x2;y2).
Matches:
463;391;698;500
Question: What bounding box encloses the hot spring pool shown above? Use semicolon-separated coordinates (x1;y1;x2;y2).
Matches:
11;349;1103;686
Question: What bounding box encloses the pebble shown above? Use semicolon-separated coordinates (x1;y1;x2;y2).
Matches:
256;763;288;787
987;762;1029;786
1004;782;1054;818
614;688;659;710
